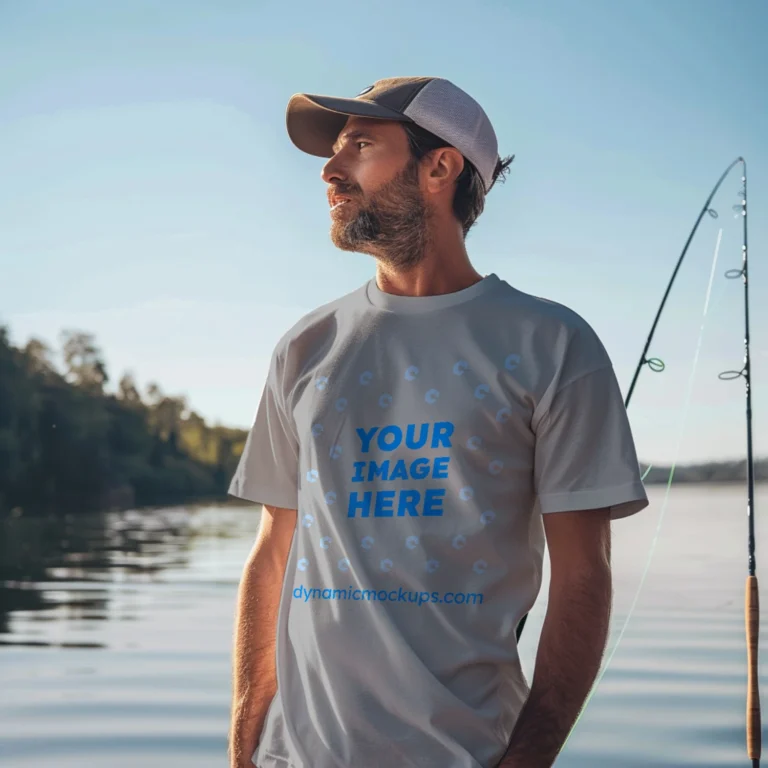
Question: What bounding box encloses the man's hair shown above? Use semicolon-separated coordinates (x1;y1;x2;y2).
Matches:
402;122;515;237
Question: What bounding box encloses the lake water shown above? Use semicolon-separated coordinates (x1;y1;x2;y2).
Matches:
1;483;766;767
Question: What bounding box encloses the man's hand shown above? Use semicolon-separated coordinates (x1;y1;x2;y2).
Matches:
228;702;264;768
497;507;612;767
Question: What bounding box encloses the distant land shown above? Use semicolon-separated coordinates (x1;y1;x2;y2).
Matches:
639;458;767;485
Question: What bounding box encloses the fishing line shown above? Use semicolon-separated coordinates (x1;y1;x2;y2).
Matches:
561;226;724;749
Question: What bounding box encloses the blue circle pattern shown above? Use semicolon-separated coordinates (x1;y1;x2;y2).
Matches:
302;353;521;580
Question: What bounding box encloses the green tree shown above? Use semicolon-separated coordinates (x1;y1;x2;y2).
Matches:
117;372;142;405
23;337;57;377
60;330;108;394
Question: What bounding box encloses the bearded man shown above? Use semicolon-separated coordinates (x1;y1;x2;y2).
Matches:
228;76;648;768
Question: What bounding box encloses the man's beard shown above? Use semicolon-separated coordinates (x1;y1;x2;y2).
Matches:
329;159;430;270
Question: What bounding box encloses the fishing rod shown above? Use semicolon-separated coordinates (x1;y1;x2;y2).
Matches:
622;157;759;767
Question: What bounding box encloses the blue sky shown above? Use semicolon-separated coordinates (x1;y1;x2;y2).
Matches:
1;0;766;465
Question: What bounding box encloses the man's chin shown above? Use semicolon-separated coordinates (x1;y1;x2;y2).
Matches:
330;226;372;254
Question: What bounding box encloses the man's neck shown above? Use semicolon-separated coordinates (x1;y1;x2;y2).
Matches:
374;221;483;298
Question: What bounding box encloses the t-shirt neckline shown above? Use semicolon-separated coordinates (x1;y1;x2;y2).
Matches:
365;273;501;313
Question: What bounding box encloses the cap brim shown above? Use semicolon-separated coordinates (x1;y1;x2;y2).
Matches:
286;93;411;158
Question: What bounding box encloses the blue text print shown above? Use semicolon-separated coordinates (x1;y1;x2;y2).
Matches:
346;421;455;519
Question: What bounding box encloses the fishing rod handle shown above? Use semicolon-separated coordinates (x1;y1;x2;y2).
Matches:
746;574;761;760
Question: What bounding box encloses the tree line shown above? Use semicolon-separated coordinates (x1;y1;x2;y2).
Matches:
0;325;249;516
641;458;767;485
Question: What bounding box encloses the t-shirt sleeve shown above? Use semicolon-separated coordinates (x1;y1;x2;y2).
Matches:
533;347;649;521
228;348;300;510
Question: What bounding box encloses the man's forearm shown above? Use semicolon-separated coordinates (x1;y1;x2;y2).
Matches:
498;564;612;768
228;552;284;767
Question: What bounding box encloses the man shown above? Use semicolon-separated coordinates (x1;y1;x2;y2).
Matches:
228;76;648;768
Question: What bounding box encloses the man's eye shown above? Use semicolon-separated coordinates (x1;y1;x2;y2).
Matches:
357;141;371;149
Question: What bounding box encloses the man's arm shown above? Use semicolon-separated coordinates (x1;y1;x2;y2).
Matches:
228;505;297;768
498;507;612;768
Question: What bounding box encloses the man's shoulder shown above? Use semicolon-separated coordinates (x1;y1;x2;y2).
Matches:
271;281;369;360
494;281;598;338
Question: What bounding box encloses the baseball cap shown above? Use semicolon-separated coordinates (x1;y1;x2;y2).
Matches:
285;76;500;193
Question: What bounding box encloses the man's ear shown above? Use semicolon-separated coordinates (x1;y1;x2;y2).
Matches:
422;147;465;193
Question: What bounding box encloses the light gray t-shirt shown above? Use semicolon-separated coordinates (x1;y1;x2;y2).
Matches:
229;273;648;768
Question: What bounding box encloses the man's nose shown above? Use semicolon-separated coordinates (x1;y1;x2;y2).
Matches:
321;154;347;185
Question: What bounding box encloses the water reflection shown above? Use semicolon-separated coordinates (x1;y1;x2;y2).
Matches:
0;503;256;648
1;487;767;767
